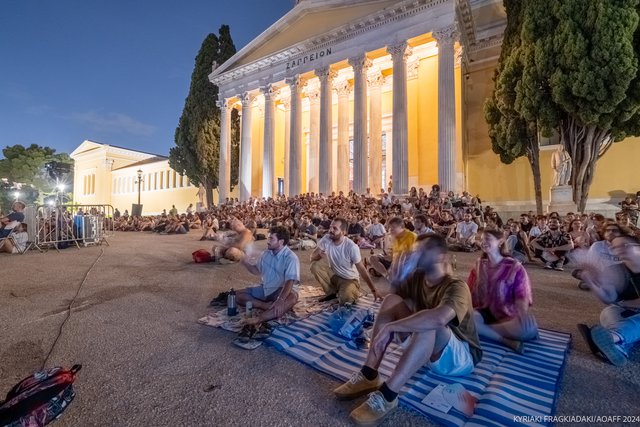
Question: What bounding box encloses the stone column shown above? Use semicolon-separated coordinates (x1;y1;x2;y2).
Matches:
286;76;302;196
317;66;336;195
367;70;384;193
240;91;254;202
335;78;352;194
434;25;459;193
261;84;276;198
304;81;321;194
388;42;411;195
348;54;371;195
216;98;232;205
278;89;291;196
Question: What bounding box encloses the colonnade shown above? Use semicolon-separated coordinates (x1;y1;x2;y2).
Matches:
217;27;460;203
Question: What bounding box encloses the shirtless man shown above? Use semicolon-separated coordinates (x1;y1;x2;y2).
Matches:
212;218;254;263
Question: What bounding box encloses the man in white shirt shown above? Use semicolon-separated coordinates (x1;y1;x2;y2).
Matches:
311;218;379;304
453;213;479;250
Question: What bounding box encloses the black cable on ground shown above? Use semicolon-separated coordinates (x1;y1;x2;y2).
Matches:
41;247;105;369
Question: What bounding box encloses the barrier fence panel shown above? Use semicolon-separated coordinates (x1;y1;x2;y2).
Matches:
32;204;115;251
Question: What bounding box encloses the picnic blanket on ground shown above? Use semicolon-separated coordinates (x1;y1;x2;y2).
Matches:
198;285;331;332
265;295;571;427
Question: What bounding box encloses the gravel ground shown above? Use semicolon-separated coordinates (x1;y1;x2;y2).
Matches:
1;232;638;427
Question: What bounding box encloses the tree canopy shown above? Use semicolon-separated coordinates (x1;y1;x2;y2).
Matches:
0;144;73;210
170;25;237;207
487;0;640;212
484;0;543;213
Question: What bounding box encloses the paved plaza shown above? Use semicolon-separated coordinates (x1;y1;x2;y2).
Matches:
1;232;639;426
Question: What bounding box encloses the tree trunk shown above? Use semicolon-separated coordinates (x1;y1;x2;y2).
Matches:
202;176;213;209
560;117;611;213
527;138;543;214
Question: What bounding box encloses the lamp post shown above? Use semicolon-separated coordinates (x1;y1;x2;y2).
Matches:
136;169;143;205
133;169;144;217
57;184;65;206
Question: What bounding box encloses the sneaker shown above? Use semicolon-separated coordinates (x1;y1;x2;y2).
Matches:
237;324;256;343
544;262;553;269
591;325;628;367
333;370;382;400
218;258;236;265
253;323;273;340
577;323;604;359
553;264;564;271
349;391;398;426
208;291;229;307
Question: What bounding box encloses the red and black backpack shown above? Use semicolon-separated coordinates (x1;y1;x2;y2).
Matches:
0;365;81;427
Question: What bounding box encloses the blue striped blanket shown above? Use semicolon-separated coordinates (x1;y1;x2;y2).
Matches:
265;296;570;427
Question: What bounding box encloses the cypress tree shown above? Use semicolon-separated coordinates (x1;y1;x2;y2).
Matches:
484;0;543;213
170;25;237;207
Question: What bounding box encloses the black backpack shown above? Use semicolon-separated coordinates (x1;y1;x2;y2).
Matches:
0;365;81;427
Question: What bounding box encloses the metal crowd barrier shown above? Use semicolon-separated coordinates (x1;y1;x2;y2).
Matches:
30;204;115;251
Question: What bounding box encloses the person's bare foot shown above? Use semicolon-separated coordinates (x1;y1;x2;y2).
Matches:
502;338;525;354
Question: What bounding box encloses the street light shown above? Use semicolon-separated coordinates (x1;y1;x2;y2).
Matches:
136;169;143;205
56;183;65;206
132;169;144;217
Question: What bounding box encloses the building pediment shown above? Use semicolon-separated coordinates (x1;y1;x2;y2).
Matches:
211;0;506;87
211;0;407;79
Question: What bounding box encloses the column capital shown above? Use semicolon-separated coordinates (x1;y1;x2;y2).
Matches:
407;55;420;80
348;54;372;73
215;99;226;109
334;78;352;97
455;46;464;67
260;83;276;100
285;75;301;91
433;24;460;47
316;66;337;82
303;80;320;104
367;69;385;88
387;42;411;62
241;92;256;107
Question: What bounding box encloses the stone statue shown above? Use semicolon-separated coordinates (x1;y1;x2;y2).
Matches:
551;145;572;187
196;184;206;205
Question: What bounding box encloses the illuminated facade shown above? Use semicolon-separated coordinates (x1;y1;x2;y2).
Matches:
210;0;640;214
71;140;203;215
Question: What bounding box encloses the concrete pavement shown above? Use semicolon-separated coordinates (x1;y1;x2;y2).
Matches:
1;232;638;426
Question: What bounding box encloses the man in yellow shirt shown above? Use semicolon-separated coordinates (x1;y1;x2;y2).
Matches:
368;217;416;279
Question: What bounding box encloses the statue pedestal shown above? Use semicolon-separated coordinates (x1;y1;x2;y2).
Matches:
548;185;576;214
196;202;205;213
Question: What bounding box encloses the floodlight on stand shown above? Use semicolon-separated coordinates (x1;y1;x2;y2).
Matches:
14;192;21;200
48;200;55;206
57;184;66;192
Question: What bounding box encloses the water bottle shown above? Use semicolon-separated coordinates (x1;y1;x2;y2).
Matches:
227;288;237;316
245;301;253;318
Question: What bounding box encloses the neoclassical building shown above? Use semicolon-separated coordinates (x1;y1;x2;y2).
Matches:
71;140;199;214
209;0;640;214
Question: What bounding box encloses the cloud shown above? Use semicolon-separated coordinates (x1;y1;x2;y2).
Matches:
69;111;155;137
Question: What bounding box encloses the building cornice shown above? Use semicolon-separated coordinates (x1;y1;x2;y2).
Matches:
210;0;450;86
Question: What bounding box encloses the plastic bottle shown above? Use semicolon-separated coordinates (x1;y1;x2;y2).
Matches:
227;288;237;316
452;254;457;271
245;301;253;318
